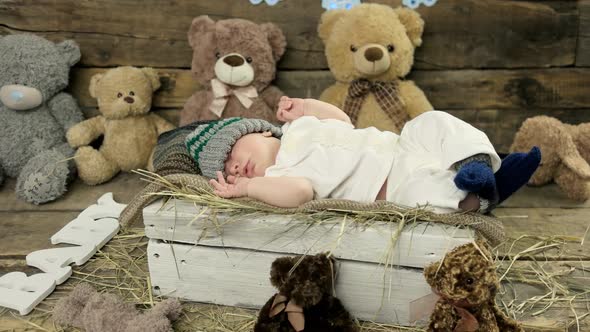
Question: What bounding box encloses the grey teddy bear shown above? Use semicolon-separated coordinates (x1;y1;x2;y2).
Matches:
0;34;84;204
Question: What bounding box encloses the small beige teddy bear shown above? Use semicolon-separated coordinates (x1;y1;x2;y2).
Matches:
424;242;523;332
510;116;590;201
67;66;175;185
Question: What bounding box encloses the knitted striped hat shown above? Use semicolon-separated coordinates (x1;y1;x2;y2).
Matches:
185;117;282;179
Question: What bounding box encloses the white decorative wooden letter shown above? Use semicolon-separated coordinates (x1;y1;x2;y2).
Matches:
0;193;125;315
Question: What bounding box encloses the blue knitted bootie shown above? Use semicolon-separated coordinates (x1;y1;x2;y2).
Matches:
495;146;541;204
453;161;496;200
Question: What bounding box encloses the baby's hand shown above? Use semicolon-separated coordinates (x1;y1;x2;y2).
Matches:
277;96;305;122
209;171;250;199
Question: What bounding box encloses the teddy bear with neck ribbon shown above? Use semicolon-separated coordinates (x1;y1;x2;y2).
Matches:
318;3;433;134
179;16;286;126
424;242;524;332
255;253;358;332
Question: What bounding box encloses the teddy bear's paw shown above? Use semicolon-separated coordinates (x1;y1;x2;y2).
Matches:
74;146;119;185
16;150;70;204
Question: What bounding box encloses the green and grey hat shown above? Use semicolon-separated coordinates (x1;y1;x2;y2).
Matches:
185;117;282;179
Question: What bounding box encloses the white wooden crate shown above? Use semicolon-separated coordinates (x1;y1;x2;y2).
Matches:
144;199;475;325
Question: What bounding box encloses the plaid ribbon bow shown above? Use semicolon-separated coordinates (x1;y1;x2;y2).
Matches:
343;79;409;133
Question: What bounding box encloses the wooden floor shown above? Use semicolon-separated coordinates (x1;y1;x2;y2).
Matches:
0;173;588;331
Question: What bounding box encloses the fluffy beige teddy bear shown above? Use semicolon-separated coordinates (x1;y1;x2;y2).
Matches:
318;3;433;133
67;66;175;185
510;116;590;201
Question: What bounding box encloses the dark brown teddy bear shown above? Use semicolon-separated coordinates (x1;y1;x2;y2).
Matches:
179;15;286;126
255;253;358;332
424;243;523;332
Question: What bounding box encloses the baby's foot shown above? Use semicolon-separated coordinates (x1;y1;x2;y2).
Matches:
454;161;496;200
495;146;541;203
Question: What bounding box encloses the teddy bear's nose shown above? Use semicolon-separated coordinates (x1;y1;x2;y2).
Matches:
364;47;383;62
124;96;135;104
223;55;245;67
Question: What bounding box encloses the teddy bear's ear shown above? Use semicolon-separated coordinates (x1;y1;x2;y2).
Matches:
557;130;590;179
394;7;425;48
260;23;287;62
269;256;296;288
141;67;162;92
317;9;347;42
56;40;82;67
88;73;104;99
188;15;216;48
423;262;439;286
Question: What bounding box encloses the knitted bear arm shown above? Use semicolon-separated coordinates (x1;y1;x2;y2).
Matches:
428;301;458;332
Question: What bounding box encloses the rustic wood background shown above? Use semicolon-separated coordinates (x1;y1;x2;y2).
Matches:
1;0;589;152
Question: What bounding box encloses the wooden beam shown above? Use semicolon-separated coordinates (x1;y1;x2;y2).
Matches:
68;68;590;110
446;108;590;153
496;207;590;260
501;184;590;209
0;174;144;213
0;211;80;257
0;0;577;69
577;0;590;67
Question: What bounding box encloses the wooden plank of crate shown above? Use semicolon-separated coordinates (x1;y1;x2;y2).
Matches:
147;239;433;326
68;68;590;111
0;1;577;69
142;198;474;268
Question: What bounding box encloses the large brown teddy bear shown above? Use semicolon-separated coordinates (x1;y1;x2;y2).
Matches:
255;253;358;332
424;242;523;332
67;66;175;185
510;116;590;201
179;16;286;126
318;3;433;133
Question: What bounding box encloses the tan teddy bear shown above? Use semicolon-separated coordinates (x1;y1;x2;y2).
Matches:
67;66;175;185
424;242;523;332
510;116;590;201
318;3;433;133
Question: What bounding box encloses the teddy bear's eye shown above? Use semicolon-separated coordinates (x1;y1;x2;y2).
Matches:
387;44;395;53
350;45;357;52
246;56;253;63
129;91;135;96
117;92;123;98
215;52;221;59
465;277;474;285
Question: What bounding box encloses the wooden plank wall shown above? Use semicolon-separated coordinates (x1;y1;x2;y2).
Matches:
1;0;589;152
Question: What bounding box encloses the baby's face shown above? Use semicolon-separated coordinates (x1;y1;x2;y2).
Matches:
224;132;281;178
